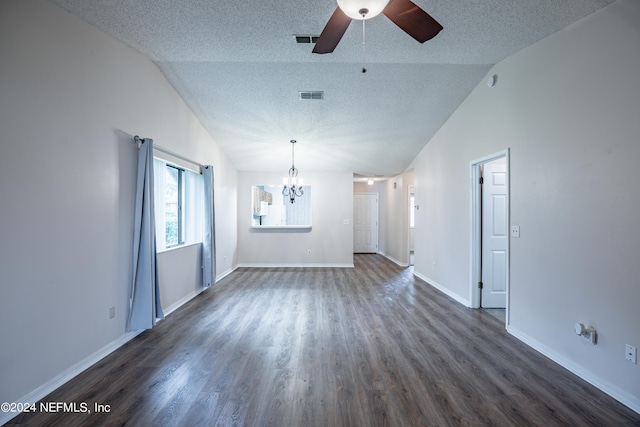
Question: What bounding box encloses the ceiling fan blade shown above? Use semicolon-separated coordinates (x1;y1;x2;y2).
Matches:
382;0;443;43
312;7;352;54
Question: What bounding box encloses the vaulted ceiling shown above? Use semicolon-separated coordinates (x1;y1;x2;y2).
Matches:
50;0;613;178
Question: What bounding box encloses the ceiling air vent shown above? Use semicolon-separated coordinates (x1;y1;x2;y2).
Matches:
294;35;320;44
299;91;324;100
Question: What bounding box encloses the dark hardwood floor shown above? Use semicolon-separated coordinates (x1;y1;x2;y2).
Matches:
8;255;640;426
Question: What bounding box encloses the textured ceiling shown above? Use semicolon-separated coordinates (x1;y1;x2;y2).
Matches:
50;0;613;178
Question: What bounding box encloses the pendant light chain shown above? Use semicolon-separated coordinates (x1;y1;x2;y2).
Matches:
362;15;367;73
289;139;298;177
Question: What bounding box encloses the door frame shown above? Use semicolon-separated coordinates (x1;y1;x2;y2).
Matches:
407;185;415;266
469;149;510;321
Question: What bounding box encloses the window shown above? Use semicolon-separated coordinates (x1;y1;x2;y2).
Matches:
154;158;204;251
163;164;183;247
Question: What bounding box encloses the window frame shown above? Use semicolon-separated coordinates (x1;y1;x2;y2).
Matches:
154;154;204;253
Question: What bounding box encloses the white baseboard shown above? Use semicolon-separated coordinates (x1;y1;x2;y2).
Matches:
163;289;206;316
507;325;640;415
162;266;239;316
379;252;409;267
216;265;238;282
237;263;354;268
0;330;143;426
412;270;471;307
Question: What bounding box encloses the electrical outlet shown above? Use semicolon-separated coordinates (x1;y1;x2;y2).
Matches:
625;344;637;364
109;306;116;319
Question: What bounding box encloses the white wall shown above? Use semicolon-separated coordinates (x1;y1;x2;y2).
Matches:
238;171;353;266
381;173;413;266
157;245;202;315
382;176;406;265
410;0;640;411
0;0;238;408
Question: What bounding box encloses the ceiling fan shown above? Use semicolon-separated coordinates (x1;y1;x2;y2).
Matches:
313;0;443;54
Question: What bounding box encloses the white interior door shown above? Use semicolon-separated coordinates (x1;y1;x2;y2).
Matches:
481;158;508;308
354;193;378;253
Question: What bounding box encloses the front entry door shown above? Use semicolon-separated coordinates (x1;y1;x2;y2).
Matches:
354;193;378;253
481;158;508;308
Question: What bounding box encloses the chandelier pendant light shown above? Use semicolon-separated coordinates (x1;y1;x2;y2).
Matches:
282;140;304;204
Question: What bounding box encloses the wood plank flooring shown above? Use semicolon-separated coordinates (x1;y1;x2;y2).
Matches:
8;255;640;426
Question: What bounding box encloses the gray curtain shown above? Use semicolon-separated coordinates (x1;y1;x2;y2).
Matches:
202;165;216;288
128;138;164;331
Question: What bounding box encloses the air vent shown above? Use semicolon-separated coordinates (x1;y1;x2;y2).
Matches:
294;35;320;44
299;91;324;100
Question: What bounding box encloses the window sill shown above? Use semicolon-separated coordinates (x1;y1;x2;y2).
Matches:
251;225;312;230
157;242;202;254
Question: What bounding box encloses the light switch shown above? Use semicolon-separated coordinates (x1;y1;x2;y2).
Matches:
511;225;520;238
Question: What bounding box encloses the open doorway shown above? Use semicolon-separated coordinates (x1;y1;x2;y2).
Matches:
470;150;510;326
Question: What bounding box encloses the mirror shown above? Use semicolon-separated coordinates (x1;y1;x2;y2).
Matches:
251;185;312;228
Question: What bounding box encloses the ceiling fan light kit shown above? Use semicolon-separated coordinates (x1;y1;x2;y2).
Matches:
336;0;390;20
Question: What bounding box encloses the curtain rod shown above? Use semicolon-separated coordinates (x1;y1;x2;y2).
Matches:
133;135;206;170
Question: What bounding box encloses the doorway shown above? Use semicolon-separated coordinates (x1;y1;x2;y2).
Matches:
470;150;510;325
